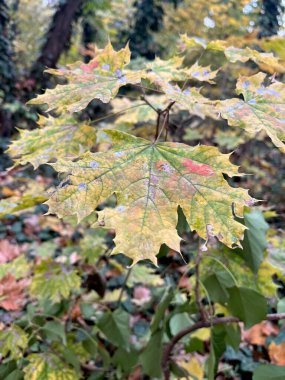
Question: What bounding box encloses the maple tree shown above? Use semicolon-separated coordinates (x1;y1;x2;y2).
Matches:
1;34;285;380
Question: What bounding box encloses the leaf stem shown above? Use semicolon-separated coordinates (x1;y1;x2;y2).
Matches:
117;267;132;304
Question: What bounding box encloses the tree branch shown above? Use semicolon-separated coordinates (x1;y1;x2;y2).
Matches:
161;313;285;380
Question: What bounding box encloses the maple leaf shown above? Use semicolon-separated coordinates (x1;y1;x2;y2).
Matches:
185;62;219;84
0;324;28;360
28;42;142;113
144;56;218;86
8;115;97;168
180;35;285;74
144;56;187;82
160;83;218;119
0;240;21;264
46;130;253;265
30;259;81;302
0;274;29;311
0;255;30;281
219;73;285;153
24;353;78;380
223;46;285;74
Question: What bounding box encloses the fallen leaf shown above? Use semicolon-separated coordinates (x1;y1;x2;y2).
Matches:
0;240;21;264
269;341;285;365
244;321;279;346
0;274;29;311
133;286;151;305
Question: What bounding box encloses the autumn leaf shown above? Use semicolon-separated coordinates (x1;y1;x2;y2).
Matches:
8;115;97;168
223;46;285;74
0;240;21;264
268;342;285;365
28;42;142;113
46;130;252;265
144;56;218;87
30;259;81;302
178;356;204;380
0;274;29;311
0;194;47;217
180;35;285;74
24;353;78;380
0;324;28;360
185;62;218;84
244;321;279;346
219;73;285;153
157;82;218;119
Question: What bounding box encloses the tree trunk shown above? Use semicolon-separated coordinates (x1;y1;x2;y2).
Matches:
30;0;84;89
0;0;17;137
258;0;284;38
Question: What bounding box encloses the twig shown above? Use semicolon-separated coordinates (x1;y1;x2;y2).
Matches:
155;111;168;143
141;95;160;114
161;313;285;380
117;267;133;304
90;103;145;125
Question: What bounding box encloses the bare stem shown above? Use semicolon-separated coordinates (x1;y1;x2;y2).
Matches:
161;313;285;380
117;267;132;304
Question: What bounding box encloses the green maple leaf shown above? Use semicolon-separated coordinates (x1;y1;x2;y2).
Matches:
0;324;28;360
47;130;253;265
24;353;79;380
28;42;142;113
8;115;97;168
219;73;285;152
30;259;81;302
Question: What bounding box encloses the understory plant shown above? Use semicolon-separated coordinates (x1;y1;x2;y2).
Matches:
2;36;285;379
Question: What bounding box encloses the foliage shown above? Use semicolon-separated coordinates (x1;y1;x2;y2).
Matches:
1;2;285;379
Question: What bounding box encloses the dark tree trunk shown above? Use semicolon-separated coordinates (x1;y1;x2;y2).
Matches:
258;0;284;38
0;0;17;137
30;0;84;90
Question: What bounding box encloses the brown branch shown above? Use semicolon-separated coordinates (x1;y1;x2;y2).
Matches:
117;267;132;304
162;313;285;380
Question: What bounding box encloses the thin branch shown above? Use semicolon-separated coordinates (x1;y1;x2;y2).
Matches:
155;111;168;143
90;103;145;125
161;313;285;380
117;267;132;304
131;83;164;94
141;95;160;114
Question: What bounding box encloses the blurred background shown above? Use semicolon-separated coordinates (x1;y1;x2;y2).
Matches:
1;0;285;135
